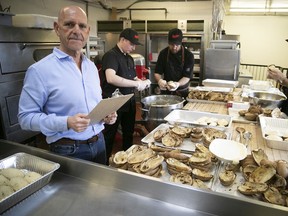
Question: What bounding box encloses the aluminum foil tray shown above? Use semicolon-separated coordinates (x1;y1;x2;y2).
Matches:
259;116;288;151
0;152;60;214
164;110;233;131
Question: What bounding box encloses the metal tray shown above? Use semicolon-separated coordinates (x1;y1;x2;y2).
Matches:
0;152;60;214
164;110;233;131
141;123;231;153
190;86;233;93
186;98;227;105
228;108;258;124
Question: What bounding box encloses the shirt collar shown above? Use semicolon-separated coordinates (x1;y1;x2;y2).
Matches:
53;47;87;61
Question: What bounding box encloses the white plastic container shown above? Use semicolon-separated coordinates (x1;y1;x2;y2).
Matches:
259;116;288;150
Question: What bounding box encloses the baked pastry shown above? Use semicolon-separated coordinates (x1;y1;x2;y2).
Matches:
219;170;236;186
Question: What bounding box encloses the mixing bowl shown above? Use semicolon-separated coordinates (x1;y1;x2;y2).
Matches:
248;91;286;108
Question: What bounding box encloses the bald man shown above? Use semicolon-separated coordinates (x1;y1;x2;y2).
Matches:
18;6;116;164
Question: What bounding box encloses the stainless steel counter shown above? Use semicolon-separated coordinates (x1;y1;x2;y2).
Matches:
0;139;287;216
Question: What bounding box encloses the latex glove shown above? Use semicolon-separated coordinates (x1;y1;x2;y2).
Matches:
158;79;167;90
137;80;151;91
144;79;151;88
167;81;180;91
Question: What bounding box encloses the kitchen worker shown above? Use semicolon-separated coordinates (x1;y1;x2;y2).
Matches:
154;28;194;98
101;28;151;162
18;5;117;165
267;65;288;115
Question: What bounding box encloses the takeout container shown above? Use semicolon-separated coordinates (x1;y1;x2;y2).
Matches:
202;79;239;88
0;153;60;214
248;91;286;109
259;116;288;151
164;110;232;131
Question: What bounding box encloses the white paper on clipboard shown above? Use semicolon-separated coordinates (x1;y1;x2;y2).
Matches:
88;94;133;125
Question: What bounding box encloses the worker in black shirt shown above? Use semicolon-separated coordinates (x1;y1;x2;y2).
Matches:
154;28;194;98
101;28;151;162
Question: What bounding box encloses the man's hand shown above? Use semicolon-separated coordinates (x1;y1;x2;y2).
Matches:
267;66;285;83
158;79;167;90
166;81;180;91
67;113;90;132
103;112;117;125
136;79;151;91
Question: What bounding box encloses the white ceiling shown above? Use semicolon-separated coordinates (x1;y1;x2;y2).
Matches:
87;0;288;14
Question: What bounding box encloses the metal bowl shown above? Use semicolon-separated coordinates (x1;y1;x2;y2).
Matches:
248;91;287;108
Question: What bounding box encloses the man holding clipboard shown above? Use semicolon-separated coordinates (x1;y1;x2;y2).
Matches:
18;6;117;165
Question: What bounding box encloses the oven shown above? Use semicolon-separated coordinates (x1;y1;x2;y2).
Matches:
0;25;60;142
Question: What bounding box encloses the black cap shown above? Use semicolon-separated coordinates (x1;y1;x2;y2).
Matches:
168;28;183;45
120;28;142;45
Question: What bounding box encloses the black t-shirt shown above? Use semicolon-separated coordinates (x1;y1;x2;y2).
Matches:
155;46;194;88
101;45;136;98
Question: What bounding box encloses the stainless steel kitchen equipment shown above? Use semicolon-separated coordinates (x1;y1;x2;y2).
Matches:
248;91;287;108
140;95;185;132
0;25;59;143
0;139;287;216
204;40;241;81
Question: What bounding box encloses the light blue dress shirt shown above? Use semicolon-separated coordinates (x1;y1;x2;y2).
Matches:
18;48;104;144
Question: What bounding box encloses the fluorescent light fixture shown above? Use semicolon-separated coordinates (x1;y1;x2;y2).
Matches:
230;8;288;12
229;0;288;13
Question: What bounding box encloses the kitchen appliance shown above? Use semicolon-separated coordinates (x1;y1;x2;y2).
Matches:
130;53;149;80
0;25;59;143
204;40;240;81
248;91;286;108
140;95;185;132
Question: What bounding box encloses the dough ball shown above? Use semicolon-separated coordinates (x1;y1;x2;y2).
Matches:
217;119;229;127
0;168;25;179
24;171;42;183
167;81;176;88
0;174;10;185
9;177;29;191
266;135;283;141
0;185;14;201
265;129;280;136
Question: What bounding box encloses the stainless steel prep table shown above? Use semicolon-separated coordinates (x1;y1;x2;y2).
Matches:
0;140;287;216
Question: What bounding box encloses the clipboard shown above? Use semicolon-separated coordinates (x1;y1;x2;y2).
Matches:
88;94;134;125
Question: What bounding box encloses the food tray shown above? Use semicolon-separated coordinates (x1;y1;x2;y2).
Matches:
259;116;288;151
186;98;227;105
202;79;239;88
190;86;233;93
164;110;233;131
141;123;231;153
228;108;258;124
212;162;257;200
0;153;60;214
